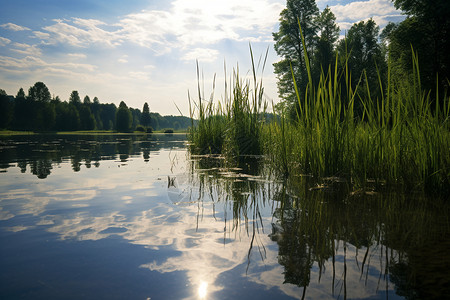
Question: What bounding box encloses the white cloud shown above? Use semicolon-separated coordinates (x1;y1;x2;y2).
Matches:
329;0;402;30
118;54;128;63
11;42;42;56
38;18;120;48
0;55;96;73
0;36;11;47
0;22;31;31
67;53;87;59
128;71;151;80
181;48;219;63
23;1;282;57
118;0;284;52
33;31;51;40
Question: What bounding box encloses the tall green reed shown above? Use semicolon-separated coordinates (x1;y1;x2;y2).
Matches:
189;46;268;158
264;22;449;194
188;63;227;154
189;24;449;195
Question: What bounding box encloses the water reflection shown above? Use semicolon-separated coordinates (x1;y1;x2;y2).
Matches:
0;135;449;299
0;134;186;178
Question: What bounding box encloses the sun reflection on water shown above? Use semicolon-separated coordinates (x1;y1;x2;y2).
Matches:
198;281;208;299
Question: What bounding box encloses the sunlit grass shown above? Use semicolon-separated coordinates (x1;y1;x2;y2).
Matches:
188;45;267;159
188;36;449;195
263;24;449;195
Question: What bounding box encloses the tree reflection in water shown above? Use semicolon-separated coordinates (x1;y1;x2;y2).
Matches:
1;135;448;299
190;154;450;299
0;134;186;178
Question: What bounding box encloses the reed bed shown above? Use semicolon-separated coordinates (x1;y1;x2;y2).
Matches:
188;46;267;159
189;38;449;195
264;26;449;195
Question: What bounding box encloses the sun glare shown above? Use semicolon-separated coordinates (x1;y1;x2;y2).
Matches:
198;281;208;299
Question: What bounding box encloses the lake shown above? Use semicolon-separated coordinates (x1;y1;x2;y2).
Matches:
0;134;448;299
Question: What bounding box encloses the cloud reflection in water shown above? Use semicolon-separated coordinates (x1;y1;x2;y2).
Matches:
0;142;406;299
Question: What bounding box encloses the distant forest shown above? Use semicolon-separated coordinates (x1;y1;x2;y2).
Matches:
0;82;192;132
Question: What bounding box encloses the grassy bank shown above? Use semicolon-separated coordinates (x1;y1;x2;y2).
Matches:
188;44;449;195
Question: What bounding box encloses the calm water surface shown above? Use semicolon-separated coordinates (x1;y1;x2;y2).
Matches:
0;134;448;299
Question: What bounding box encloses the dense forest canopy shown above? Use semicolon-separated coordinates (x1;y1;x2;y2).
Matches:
0;82;192;132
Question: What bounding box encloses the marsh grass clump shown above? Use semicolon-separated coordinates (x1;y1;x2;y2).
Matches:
264;23;449;194
188;66;227;155
189;29;449;195
188;46;268;159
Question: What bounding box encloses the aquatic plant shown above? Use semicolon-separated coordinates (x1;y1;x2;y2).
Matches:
188;27;449;195
264;23;449;195
188;46;267;158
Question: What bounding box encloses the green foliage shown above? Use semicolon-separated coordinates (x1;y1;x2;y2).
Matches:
265;23;449;195
273;1;340;119
149;113;192;131
16;88;25;99
69;90;81;105
35;102;55;131
313;6;340;75
83;95;91;104
337;19;386;116
135;125;146;132
55;102;80;131
272;0;320;106
386;0;450;92
2;83;119;132
28;82;51;102
189;22;449;195
188;67;227;154
79;105;96;130
115;101;132;132
189;47;267;157
0;91;14;129
141;102;151;127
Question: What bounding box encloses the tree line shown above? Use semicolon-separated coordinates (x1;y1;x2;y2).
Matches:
273;0;450;118
0;82;192;132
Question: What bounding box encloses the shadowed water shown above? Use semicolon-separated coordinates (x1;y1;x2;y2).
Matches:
0;134;448;299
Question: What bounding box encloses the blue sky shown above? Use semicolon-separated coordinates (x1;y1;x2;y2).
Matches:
0;0;404;115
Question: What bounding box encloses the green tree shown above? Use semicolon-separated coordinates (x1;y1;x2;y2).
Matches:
16;88;25;99
28;82;51;102
116;101;132;132
26;82;54;130
55;102;80;131
337;18;386;112
79;105;96;130
69;91;81;105
83;95;91;105
0;89;13;129
313;6;340;75
91;97;102;129
273;0;320;113
385;0;450;91
36;102;56;131
12;88;33;130
141;102;151;127
130;108;141;129
101;103;117;130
